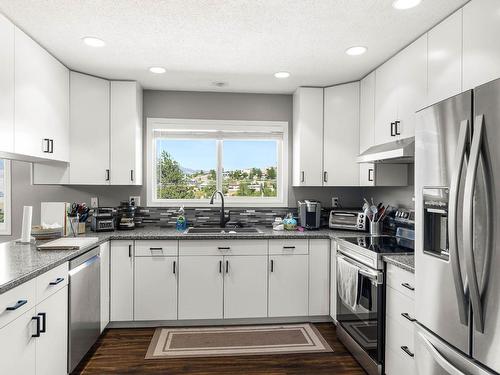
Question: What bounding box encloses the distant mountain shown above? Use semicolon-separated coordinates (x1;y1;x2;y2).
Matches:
181;166;198;175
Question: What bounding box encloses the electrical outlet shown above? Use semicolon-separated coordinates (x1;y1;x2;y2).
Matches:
90;197;99;208
331;197;339;208
129;196;141;207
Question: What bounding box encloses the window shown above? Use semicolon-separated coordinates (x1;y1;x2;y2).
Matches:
0;160;11;236
147;119;288;207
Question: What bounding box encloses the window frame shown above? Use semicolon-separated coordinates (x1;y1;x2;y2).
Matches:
0;160;12;236
146;118;288;207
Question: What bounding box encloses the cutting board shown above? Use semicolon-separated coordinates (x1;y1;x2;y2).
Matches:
37;237;99;250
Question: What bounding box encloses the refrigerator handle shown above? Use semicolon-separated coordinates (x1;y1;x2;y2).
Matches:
448;119;470;325
463;114;494;334
417;332;467;375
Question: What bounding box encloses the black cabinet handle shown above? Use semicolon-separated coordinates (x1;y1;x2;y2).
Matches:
38;312;46;333
283;246;296;249
32;316;41;337
225;260;229;274
42;138;50;153
105;169;110;181
401;282;415;291
49;139;54;153
301;171;305;183
323;171;328;183
218;247;231;250
128;244;132;258
270;259;274;272
368;168;374;182
6;299;28;311
130;170;134;182
401;346;414;358
49;277;64;286
173;260;176;274
401;312;416;322
219;260;222;273
394;120;401;136
390;122;395;137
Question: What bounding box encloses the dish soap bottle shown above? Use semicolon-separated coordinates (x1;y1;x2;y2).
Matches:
176;206;187;231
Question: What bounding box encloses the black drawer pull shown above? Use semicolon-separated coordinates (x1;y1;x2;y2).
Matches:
32;315;41;337
6;300;28;311
149;247;163;251
218;247;231;250
401;312;416;322
270;259;274;272
225;260;229;274
128;244;132;258
401;346;414;358
49;277;64;286
401;282;415;291
283;246;296;249
38;312;47;333
219;260;222;273
173;261;176;274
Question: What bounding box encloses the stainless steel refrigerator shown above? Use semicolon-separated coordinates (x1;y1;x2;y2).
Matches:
415;78;500;375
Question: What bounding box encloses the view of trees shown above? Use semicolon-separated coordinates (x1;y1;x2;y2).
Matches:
156;150;277;200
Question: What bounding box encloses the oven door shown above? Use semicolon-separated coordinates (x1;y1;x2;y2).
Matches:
336;254;385;365
331;212;359;229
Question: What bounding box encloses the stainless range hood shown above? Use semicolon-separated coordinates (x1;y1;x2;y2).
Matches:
357;137;414;163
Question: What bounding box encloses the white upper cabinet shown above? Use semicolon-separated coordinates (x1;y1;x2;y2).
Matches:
427;10;463;105
323;82;360;186
69;72;110;184
463;0;500;90
359;72;375;154
110;81;143;185
0;14;14;153
14;27;69;162
375;56;399;145
292;87;323;186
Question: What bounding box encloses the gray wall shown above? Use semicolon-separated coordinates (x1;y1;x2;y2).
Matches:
3;90;414;242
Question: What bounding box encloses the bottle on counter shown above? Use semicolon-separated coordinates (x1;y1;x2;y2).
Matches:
176;206;187;231
283;213;297;231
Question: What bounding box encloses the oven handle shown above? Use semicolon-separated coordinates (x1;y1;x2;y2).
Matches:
337;254;384;284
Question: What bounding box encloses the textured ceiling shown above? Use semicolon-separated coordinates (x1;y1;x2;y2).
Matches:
0;0;468;93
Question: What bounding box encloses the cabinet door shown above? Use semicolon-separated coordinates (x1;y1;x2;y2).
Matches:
100;242;110;332
269;254;308;317
309;239;330;316
14;27;69;161
110;81;142;185
359;163;375;187
463;0;500;90
395;35;427;139
427;10;463;105
223;255;268;319
323;83;360;186
35;286;68;375
360;163;408;187
292;87;323;186
0;14;14;153
110;241;134;321
375;59;399;145
178;256;223;320
134;256;178;321
330;240;337;321
0;307;37;375
69;72;110;184
359;72;376;153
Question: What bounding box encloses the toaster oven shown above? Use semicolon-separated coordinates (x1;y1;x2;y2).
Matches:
329;209;367;231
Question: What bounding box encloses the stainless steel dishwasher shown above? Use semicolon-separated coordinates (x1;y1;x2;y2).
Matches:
68;246;101;373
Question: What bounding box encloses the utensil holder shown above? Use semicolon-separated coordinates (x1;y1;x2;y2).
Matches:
370;221;382;235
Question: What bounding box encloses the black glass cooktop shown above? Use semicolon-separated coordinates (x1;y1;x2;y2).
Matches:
341;236;414;254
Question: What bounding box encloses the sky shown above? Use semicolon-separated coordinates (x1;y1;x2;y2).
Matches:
157;140;277;172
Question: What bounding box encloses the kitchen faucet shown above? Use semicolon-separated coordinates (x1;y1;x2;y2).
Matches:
209;190;231;228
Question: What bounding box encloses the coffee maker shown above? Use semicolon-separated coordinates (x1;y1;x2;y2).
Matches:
298;200;321;230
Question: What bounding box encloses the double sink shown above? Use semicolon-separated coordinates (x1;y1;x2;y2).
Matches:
185;227;263;234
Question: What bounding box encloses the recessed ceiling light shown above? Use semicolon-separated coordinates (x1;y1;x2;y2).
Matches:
82;36;106;47
392;0;422;10
274;71;291;79
345;46;367;56
149;66;166;74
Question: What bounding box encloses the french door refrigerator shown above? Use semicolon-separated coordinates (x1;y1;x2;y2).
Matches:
415;78;500;375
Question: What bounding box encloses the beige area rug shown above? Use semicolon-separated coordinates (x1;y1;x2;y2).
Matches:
145;323;333;359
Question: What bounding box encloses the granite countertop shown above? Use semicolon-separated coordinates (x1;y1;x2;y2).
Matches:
0;227;361;295
382;254;415;273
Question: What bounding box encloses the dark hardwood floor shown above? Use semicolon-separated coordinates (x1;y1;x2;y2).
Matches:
72;323;366;375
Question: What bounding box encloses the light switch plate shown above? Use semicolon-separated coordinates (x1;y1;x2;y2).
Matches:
90;197;99;208
129;196;141;207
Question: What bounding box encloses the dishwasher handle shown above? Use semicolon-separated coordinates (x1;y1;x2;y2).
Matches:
69;253;100;276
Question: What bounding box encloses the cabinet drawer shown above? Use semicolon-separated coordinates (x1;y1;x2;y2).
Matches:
386;285;416;325
386;315;416;357
179;240;267;256
386;264;415;299
135;240;178;257
0;279;36;329
36;262;68;304
385;345;416;375
269;239;308;255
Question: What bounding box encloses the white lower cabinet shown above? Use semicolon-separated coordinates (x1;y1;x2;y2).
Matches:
308;239;330;316
35;286;68;375
178;256;224;320
329;239;337;321
268;254;308;317
223;255;268;319
100;242;110;332
134;256;178;321
110;241;134;321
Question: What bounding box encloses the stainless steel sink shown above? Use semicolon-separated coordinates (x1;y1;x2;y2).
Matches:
186;227;262;234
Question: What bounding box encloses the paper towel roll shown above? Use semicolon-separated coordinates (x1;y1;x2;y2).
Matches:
20;206;33;243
